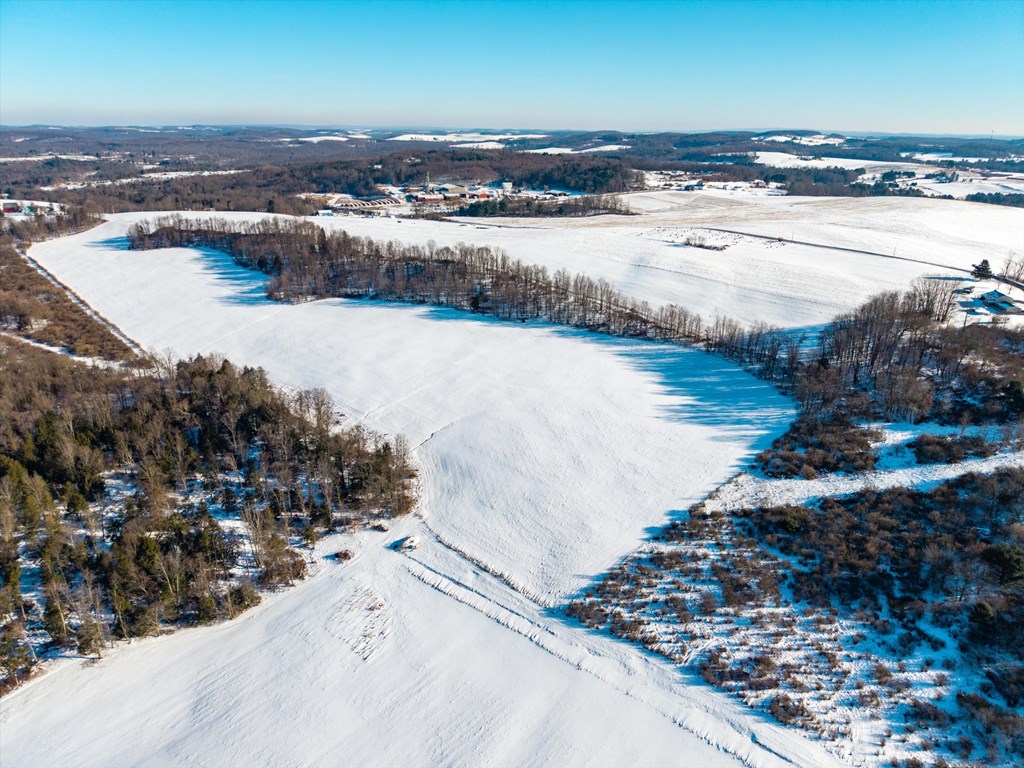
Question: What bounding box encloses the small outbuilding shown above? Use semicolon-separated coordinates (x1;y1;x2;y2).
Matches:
980;290;1022;314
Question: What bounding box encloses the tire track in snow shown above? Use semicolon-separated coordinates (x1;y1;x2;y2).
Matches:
398;531;844;768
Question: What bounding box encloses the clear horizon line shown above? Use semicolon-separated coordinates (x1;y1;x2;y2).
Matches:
1;123;1022;141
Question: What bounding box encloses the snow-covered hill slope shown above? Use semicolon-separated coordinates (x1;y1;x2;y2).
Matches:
622;191;1023;272
10;192;1012;765
0;217;849;768
23;216;794;601
0;513;848;768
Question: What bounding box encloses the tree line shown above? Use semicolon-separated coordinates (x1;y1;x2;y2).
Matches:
5;149;644;217
0;341;415;689
126;215;797;381
450;194;631;218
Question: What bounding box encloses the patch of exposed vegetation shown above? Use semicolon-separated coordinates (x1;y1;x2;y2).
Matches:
755;414;880;478
907;433;996;465
567;467;1024;765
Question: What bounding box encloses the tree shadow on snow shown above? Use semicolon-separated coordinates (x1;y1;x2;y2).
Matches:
558;332;795;441
313;296;796;448
160;244;797;446
178;246;272;306
90;236;132;250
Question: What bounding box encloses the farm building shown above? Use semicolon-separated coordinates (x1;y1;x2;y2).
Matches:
331;197;401;210
980;290;1022;314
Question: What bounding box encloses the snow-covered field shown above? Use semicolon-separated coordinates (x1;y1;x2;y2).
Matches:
0;153;98;163
525;145;632;154
752;151;926;175
307;191;1022;327
0;215;855;767
451;140;507;149
911;172;1024;198
2;520;803;768
622;190;1023;272
3;192;1021;767
311;218;937;329
757;134;846;147
295;134;350;142
21;215;796;602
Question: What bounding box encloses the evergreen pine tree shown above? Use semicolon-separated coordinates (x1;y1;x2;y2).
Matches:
971;259;994;279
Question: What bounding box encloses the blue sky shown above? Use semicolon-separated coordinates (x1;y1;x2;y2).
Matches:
1;0;1022;135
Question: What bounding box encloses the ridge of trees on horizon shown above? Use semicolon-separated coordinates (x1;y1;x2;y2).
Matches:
4;127;1022;213
127;215;1024;425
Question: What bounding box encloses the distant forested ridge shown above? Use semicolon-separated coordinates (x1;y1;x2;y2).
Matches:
3;127;1022;214
4;150;643;216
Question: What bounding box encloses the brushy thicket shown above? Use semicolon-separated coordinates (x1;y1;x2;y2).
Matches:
907;433;996;465
755;415;880;478
738;471;1024;759
0;238;134;361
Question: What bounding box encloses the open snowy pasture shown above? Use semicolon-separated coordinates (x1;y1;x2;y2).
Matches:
0;216;855;767
622;190;1023;270
751;151;930;176
911;171;1024;199
387;132;548;143
756;134;847;147
0;517;845;768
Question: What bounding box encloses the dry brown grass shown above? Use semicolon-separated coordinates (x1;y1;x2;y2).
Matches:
0;238;134;361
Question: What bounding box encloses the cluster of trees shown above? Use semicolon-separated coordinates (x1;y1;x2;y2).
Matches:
127;216;803;380
756;415;879;478
127;215;694;331
0;341;415;688
1;207;99;241
0;157;129;196
291;150;643;196
966;192;1024;208
907;433;994;464
801;280;1024;423
742;468;1023;619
